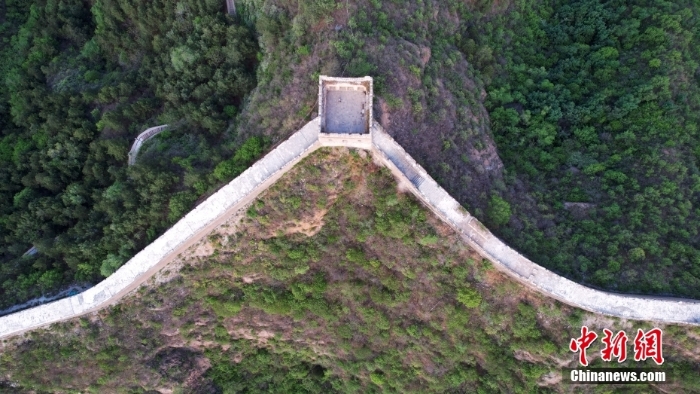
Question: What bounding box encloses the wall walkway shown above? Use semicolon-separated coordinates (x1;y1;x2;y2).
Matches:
370;122;700;326
1;118;699;340
0;119;321;339
128;125;169;166
226;0;236;15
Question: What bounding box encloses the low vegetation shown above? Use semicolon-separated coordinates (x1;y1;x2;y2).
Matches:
1;148;698;393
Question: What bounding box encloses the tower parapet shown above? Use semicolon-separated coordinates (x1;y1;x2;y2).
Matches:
318;76;373;149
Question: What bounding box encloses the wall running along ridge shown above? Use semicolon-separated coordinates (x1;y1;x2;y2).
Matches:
0;119;321;339
370;122;700;326
2;119;700;340
128;124;169;166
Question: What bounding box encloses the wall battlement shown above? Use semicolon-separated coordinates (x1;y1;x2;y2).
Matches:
2;77;699;340
318;133;372;150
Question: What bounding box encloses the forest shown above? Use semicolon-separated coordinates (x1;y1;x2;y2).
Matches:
2;0;700;310
469;0;700;297
0;0;261;309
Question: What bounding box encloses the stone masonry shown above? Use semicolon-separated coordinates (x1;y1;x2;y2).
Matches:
370;121;700;326
318;76;373;149
1;76;699;340
128;124;169;166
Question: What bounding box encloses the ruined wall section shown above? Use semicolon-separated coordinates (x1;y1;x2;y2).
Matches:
128;125;169;166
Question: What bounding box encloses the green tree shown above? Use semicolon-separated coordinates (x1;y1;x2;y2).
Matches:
456;287;481;308
487;195;512;227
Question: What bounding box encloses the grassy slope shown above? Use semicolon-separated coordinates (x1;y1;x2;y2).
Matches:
1;148;698;393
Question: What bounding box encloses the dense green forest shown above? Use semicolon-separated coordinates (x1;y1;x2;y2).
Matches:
0;0;261;309
472;0;700;297
2;0;700;309
2;149;698;392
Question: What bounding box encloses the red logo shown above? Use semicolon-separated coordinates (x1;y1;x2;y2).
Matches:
569;326;598;366
570;327;664;366
601;329;628;362
633;328;664;365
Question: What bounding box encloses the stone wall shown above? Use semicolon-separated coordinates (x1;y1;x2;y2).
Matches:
318;76;373;134
226;0;236;15
0;119;321;339
370;121;700;326
318;133;372;150
128;124;169;166
2;116;699;340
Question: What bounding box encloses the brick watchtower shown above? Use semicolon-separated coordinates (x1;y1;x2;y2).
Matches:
318;76;373;149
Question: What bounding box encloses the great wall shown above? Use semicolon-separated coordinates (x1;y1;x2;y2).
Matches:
128;124;170;166
1;76;699;340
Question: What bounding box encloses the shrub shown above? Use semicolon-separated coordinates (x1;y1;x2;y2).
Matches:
100;254;124;277
418;235;438;246
370;370;386;386
206;297;242;318
628;247;646;262
224;105;237;118
487;195;512;226
456;287;481;308
214;136;267;181
168;191;197;222
345;248;366;264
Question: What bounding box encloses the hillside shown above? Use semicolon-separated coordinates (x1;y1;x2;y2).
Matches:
0;0;263;309
235;0;700;298
1;148;699;393
3;0;700;313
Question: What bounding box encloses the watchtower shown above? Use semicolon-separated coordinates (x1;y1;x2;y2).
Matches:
318;76;373;149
